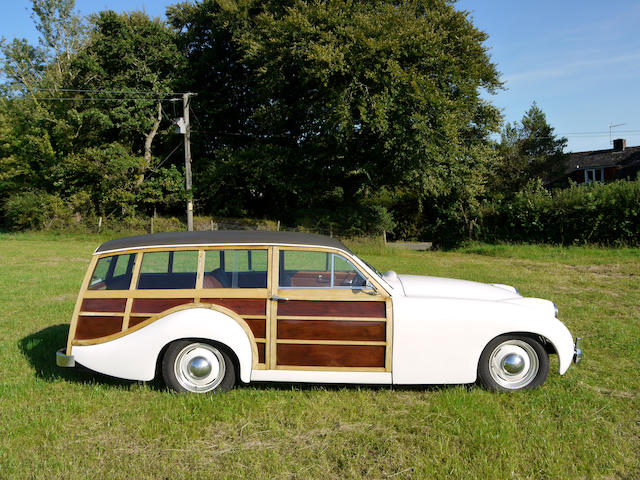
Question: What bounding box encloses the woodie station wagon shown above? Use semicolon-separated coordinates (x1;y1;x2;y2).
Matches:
56;231;581;392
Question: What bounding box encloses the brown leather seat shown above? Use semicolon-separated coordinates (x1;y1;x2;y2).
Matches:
203;268;230;288
203;274;222;288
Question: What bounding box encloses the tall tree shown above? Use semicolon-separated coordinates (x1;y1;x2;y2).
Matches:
67;11;186;186
168;0;502;234
1;5;187;226
489;102;567;197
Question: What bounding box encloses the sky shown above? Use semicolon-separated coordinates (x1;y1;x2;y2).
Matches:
457;0;640;152
2;0;639;153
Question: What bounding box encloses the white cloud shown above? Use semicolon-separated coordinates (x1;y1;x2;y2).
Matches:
505;52;640;85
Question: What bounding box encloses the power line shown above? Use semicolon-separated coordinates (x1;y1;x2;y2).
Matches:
35;88;185;95
19;97;180;102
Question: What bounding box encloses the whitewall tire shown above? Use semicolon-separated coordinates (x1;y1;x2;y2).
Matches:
477;335;549;391
162;340;236;393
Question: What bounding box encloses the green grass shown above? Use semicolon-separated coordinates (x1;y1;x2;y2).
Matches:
1;234;638;479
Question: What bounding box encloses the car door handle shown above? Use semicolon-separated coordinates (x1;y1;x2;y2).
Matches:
271;295;289;301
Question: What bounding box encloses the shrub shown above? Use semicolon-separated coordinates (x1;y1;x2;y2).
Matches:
2;191;73;230
480;179;640;246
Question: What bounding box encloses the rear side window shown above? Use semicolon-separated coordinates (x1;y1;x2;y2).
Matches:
203;249;268;288
88;254;136;290
137;251;198;289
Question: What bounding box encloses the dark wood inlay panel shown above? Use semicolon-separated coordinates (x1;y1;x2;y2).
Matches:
277;344;385;368
128;316;151;328
81;298;126;313
131;298;193;314
245;319;266;338
278;320;385;342
257;342;265;364
200;298;267;316
277;300;385;318
75;316;123;340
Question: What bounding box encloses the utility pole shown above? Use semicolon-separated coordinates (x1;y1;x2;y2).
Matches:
182;92;196;231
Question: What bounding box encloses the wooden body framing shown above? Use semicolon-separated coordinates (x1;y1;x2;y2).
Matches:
67;244;393;373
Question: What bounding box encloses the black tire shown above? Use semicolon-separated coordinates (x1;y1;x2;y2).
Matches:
162;340;236;393
477;334;549;392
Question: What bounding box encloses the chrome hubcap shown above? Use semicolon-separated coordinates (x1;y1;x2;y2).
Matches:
502;353;525;374
174;343;225;392
488;340;538;389
188;356;212;378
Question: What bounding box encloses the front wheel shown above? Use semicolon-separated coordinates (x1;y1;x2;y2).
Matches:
162;340;236;393
477;335;549;391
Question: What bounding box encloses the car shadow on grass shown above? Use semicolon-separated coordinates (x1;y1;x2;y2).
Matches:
19;324;469;395
18;324;160;390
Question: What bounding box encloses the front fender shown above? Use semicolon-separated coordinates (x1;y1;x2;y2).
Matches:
71;307;255;382
392;296;576;384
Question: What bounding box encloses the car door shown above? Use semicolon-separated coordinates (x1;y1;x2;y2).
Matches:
267;247;392;372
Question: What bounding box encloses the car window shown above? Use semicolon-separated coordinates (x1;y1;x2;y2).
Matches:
279;250;367;288
88;253;136;290
137;251;198;289
203;249;268;288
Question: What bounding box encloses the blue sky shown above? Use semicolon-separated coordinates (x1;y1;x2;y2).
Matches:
2;0;639;152
457;0;640;152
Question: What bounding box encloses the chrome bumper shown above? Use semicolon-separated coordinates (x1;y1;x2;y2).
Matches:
573;337;582;364
56;348;75;367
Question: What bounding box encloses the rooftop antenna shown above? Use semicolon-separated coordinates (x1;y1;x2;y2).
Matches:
609;123;626;144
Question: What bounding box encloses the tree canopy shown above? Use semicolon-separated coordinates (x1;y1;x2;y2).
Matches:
2;0;512;242
1;3;186;225
168;0;502;236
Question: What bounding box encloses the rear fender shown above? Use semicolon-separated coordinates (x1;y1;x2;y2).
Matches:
71;307;256;382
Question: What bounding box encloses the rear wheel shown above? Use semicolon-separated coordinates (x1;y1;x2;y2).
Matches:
477;335;549;391
162;340;236;393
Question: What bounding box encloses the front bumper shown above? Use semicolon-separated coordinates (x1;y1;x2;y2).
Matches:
56;348;75;367
573;337;582;364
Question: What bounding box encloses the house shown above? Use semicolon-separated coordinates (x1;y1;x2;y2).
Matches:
549;138;640;186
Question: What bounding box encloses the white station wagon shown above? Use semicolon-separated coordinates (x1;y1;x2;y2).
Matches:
56;231;581;393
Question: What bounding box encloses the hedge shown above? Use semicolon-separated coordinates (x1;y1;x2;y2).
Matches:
480;178;640;246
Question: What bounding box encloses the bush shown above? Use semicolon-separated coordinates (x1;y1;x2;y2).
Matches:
480;179;640;246
2;191;74;230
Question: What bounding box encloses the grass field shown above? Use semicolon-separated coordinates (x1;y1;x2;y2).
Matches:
0;232;638;479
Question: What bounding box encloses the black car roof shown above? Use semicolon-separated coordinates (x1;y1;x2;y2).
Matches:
95;230;352;254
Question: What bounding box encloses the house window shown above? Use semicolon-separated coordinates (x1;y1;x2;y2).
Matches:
584;168;604;184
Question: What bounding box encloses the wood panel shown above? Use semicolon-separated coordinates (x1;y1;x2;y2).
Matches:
80;298;127;313
128;316;151;328
257;342;265;364
131;298;193;314
277;344;385;368
277;320;385;342
277;300;386;318
245;318;266;338
75;316;123;340
200;298;266;315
